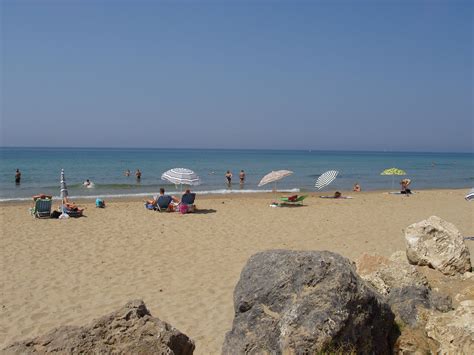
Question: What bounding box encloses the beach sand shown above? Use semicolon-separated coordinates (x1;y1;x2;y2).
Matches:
1;189;473;353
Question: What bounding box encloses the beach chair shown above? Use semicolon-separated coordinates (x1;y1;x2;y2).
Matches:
31;198;52;218
156;195;173;212
178;193;196;213
278;195;308;206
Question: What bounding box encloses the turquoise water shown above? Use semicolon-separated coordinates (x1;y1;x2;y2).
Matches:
1;147;472;201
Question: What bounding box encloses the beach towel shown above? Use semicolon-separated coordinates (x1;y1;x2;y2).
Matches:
319;196;353;199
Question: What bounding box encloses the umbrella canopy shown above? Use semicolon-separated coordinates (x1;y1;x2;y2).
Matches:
258;170;293;187
381;167;406;190
161;168;201;186
315;170;339;190
465;188;474;201
380;168;406;176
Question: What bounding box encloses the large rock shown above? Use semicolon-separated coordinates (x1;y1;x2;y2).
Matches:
222;250;396;354
425;300;474;353
4;300;195;354
356;253;451;327
404;216;471;276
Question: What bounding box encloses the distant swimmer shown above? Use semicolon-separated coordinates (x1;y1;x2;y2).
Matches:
83;179;94;188
15;169;21;184
124;169;130;176
135;169;142;181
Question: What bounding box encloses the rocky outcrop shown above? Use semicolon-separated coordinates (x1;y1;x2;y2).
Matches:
4;300;195;354
425;300;474;353
404;216;472;275
356;253;452;327
222;250;396;354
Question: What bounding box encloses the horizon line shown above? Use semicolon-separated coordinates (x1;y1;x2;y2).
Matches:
0;146;473;155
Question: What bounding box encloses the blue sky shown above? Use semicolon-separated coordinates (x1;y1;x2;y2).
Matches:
1;0;472;152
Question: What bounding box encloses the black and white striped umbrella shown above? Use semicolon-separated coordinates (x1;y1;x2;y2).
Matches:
465;188;474;201
60;169;68;199
59;168;70;218
315;170;339;190
161;168;201;186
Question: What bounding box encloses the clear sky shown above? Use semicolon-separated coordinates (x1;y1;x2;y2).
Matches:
1;0;472;152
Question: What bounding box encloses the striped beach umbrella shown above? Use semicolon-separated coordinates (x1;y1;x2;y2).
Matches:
315;170;339;190
161;168;201;186
465;188;474;201
381;167;406;190
258;170;293;188
59;169;69;218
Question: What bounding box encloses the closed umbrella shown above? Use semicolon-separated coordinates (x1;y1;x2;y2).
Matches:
59;169;69;219
381;167;406;190
258;170;293;192
161;168;200;189
315;170;339;190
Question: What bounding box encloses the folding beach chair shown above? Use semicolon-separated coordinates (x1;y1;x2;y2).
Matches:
31;198;52;218
178;193;196;213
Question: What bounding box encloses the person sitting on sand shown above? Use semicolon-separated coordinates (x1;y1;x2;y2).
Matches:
146;188;179;211
400;179;412;195
353;183;361;192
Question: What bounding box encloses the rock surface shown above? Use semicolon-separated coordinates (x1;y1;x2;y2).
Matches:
356;253;452;327
425;300;474;354
4;300;195;354
404;216;472;275
222;250;396;354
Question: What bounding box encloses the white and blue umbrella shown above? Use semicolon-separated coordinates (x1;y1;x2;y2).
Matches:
465;188;474;201
161;168;201;187
315;170;339;190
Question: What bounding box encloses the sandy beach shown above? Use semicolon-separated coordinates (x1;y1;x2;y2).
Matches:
1;189;473;353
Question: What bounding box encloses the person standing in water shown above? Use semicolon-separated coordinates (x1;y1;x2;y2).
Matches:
225;170;232;187
135;169;142;181
239;170;246;185
15;169;21;184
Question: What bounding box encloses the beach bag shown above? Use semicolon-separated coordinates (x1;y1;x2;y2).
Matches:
179;204;188;214
95;198;105;208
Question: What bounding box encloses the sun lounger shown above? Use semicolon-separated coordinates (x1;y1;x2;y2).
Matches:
30;198;52;218
278;195;308;205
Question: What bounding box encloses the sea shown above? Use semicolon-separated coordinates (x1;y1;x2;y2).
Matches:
0;147;473;202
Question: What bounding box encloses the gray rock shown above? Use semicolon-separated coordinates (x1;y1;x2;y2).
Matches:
405;216;472;275
222;250;396;354
4;300;195;354
426;300;474;353
356;253;452;327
